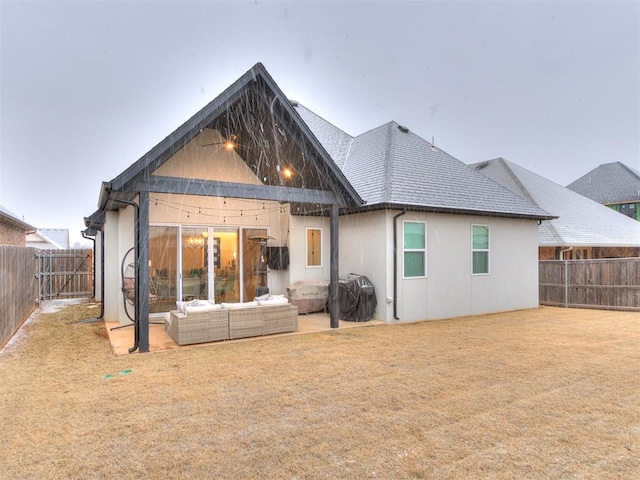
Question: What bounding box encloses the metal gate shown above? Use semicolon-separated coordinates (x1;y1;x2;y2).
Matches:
36;249;93;300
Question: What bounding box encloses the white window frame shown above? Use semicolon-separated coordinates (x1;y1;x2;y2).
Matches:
305;227;323;268
403;220;427;279
471;224;490;275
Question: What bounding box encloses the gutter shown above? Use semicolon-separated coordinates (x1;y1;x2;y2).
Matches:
393;210;406;320
98;182;112;211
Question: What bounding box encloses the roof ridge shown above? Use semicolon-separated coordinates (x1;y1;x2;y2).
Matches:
496;157;540;207
342;123;387;171
342;136;355;169
619;161;640;181
291;102;353;139
541;217;564;244
383;122;398;203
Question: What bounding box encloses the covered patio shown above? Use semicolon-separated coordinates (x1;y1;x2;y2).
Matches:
85;64;364;352
105;312;385;356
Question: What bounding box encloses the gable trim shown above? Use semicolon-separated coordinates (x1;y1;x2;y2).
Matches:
104;63;363;211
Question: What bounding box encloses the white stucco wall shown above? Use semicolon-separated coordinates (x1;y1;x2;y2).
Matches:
338;210;391;321
102;208;134;324
337;210;539;323
288;215;331;284
152;129;262;185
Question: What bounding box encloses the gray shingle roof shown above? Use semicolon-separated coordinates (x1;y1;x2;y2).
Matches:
293;104;551;219
471;158;640;247
567;162;640;204
293;103;352;169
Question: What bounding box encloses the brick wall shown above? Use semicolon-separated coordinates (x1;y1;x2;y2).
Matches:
0;219;26;246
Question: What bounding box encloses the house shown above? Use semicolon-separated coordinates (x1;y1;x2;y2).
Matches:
566;162;640;222
0;204;35;246
470;158;640;260
26;228;70;250
85;63;552;352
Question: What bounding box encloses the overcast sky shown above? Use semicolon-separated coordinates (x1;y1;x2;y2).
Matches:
1;0;638;244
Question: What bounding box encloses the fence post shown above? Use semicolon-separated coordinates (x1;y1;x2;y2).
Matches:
564;260;569;308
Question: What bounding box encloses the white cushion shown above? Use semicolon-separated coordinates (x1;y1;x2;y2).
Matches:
258;297;289;307
184;304;223;314
221;301;258;310
176;299;198;314
195;299;216;307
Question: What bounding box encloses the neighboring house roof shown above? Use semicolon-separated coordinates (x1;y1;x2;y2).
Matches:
294;103;552;220
26;229;69;249
0;204;36;232
470;158;640;247
566;162;640;205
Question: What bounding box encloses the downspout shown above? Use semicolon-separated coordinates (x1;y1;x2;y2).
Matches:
78;228;105;323
108;194;141;354
558;246;573;308
98;228;105;319
558;246;573;260
81;231;96;300
393;210;406;320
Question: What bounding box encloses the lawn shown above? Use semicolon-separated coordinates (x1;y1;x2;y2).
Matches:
0;302;638;479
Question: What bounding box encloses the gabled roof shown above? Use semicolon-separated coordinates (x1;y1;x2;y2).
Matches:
567;162;640;204
0;204;36;232
27;229;70;249
293;104;552;220
97;63;362;213
471;158;640;247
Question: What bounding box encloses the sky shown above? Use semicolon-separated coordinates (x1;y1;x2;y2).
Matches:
1;0;638;245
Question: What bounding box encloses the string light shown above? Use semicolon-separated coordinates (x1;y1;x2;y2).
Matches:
149;196;286;220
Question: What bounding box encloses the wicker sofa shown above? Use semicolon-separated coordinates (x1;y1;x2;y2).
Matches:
228;304;299;340
165;300;298;346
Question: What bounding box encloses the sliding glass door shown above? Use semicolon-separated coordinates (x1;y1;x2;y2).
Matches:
181;227;209;301
149;226;179;314
212;228;240;303
148;224;265;313
242;228;268;301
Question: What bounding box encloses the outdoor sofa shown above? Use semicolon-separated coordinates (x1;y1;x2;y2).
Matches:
165;297;298;345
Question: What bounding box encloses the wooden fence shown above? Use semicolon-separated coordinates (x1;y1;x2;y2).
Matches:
0;245;38;349
36;249;93;300
539;258;640;311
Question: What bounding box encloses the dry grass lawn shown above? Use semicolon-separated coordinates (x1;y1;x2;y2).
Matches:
1;302;638;479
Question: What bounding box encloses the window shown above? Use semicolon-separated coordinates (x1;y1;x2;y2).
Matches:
472;225;489;274
403;221;426;278
618;202;637;220
306;228;322;267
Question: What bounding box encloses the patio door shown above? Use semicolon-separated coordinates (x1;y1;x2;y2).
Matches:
212;228;240;303
180;226;241;303
150;225;264;308
149;226;179;314
242;228;268;300
181;227;209;301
